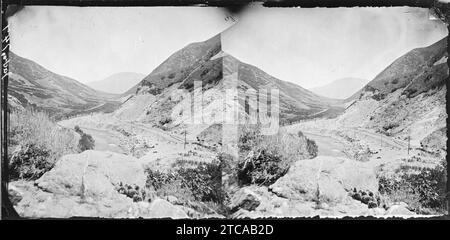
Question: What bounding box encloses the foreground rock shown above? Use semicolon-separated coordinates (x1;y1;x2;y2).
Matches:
385;202;416;216
35;150;146;198
229;185;374;218
227;157;417;218
11;150;192;218
269;156;378;205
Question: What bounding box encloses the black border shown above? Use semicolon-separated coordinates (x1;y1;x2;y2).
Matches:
1;0;449;225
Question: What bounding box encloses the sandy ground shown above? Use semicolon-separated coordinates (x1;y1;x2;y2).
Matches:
302;132;348;158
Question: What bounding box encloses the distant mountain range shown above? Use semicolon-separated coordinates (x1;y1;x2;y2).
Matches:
87;72;146;94
8;52;120;119
310;77;368;99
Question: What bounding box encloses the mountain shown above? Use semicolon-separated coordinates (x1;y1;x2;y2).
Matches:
87;72;145;94
348;37;448;101
7;52;120;119
113;33;344;137
338;37;448;152
310;77;368;99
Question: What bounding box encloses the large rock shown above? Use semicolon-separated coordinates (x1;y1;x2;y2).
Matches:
229;187;262;212
228;186;374;218
11;181;135;218
269;156;378;205
136;198;189;219
12;150;153;218
35;150;146;199
385;203;416;216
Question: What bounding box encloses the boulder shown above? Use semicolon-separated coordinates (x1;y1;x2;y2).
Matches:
229;187;262;212
11;181;135;218
8;183;23;205
385;203;416;216
12;151;151;218
35;150;146;199
269;156;378;205
142;198;189;219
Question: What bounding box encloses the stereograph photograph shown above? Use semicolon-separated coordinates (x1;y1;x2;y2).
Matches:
1;1;449;220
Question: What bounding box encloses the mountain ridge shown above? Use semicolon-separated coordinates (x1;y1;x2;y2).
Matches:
8;51;120;119
87;72;146;94
115;34;344;130
310;77;368;99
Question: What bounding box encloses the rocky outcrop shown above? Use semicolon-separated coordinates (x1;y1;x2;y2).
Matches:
35;150;146;198
11;150;192;219
269;156;378;205
228;185;375;218
229;187;262;212
385;202;416;216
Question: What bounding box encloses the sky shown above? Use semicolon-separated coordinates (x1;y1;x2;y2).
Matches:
8;6;234;83
223;5;448;88
8;5;448;88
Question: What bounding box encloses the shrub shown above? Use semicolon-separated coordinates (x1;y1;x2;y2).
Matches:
306;138;319;158
116;182;147;202
378;159;447;214
177;163;224;203
382;122;400;132
74;125;82;134
8;109;78;180
145;161;225;204
236;126;317;186
158;116;172;126
237;148;288;186
9;144;52;180
78;133;95;152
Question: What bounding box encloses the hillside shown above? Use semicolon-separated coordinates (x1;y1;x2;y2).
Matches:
348;37;448;101
338;37;448;152
87;72;145;94
116;33;344;134
7;52;120;119
310;77;368;99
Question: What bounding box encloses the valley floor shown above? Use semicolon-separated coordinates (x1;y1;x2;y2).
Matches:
9;110;446;218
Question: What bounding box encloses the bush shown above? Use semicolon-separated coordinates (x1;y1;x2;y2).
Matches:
178;163;224;203
116;182;147;202
158;116;172;126
9;144;52;180
237;149;288;186
8;109;78;180
378;160;447;214
78;133;95;152
168;73;176;79
235;126;317;186
145;161;225;204
74;125;82;134
382;122;400;132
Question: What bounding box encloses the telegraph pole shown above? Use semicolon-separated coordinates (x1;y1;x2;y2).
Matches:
407;135;410;156
380;133;382;149
184;130;187;150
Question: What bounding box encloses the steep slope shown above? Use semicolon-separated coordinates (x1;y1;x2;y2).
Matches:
124;34;222;96
310;77;368;99
87;72;145;94
7;52;120;118
348;37;448;101
338;37;448;152
114;34;344;132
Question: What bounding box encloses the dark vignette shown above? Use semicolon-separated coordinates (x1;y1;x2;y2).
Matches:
0;0;448;221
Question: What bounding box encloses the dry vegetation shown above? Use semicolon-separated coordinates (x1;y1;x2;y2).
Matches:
8;109;78;180
378;158;447;214
235;125;318;186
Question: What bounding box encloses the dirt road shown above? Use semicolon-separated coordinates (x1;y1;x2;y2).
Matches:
302;132;349;158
